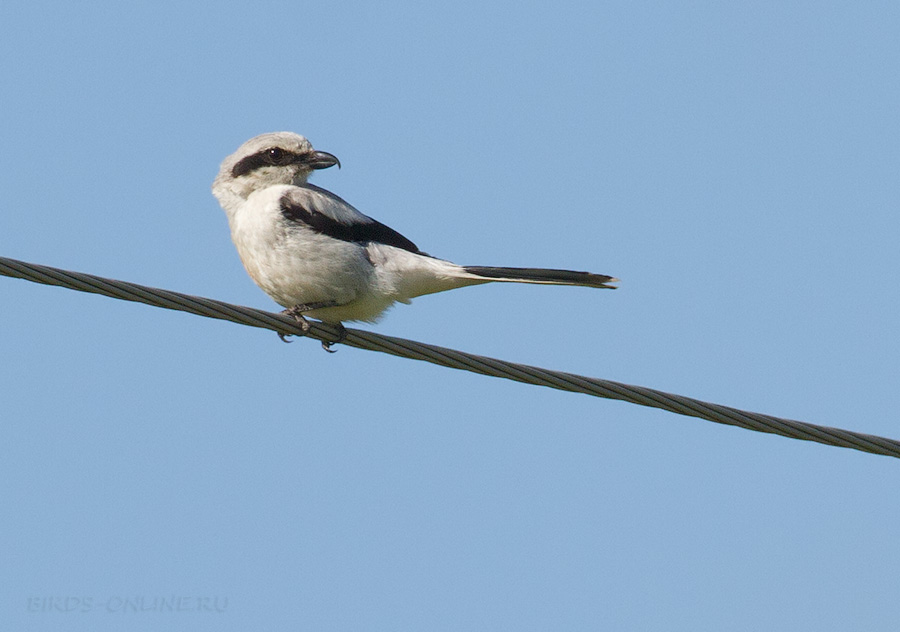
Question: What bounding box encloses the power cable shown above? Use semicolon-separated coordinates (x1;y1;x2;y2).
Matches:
2;255;897;459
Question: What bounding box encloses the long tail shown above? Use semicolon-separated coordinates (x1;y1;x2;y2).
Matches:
462;266;618;289
384;250;618;300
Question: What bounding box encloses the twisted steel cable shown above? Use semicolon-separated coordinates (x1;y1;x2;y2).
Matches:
2;255;898;459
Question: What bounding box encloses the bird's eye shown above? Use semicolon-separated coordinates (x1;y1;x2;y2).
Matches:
266;147;292;165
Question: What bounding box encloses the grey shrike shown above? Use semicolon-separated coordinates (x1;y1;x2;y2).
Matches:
212;132;617;348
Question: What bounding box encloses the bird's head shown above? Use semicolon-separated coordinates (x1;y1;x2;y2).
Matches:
212;132;340;210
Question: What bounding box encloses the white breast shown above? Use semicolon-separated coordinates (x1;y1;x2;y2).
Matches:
226;185;387;320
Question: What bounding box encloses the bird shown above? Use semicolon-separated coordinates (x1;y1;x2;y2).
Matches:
212;132;617;349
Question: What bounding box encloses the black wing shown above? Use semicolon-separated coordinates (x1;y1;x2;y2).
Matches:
279;184;420;254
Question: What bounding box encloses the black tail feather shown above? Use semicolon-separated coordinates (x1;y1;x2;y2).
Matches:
463;266;618;289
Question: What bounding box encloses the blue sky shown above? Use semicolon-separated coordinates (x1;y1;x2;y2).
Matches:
2;2;899;630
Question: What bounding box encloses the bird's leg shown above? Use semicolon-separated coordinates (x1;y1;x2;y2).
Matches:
278;301;345;352
278;301;338;341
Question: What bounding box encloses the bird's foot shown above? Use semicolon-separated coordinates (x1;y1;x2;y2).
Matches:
320;323;347;353
277;301;341;349
277;304;318;342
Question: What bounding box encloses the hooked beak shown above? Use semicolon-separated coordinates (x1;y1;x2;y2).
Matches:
305;150;341;170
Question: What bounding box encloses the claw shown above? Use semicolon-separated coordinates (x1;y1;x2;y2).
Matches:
320;323;347;353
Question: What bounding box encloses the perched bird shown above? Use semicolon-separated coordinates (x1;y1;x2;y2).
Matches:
212;132;617;348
